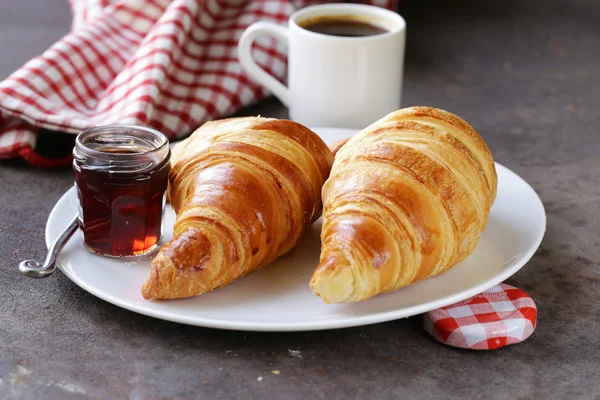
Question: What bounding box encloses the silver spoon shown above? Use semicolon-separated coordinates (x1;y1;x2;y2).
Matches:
19;214;79;278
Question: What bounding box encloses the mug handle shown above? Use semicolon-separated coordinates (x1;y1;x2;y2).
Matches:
237;22;290;107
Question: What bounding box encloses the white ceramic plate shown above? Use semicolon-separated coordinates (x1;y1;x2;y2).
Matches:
46;127;546;332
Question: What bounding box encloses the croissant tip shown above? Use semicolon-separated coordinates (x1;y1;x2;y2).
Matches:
140;252;172;300
141;251;212;300
310;254;356;304
141;280;159;300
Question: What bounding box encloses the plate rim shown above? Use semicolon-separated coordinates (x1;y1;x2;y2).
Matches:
46;131;546;331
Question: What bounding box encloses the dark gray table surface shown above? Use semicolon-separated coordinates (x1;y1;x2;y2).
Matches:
1;0;599;399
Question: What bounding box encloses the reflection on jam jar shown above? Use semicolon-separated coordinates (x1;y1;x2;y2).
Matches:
72;125;171;257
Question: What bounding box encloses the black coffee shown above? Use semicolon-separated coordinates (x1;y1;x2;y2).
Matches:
300;16;388;37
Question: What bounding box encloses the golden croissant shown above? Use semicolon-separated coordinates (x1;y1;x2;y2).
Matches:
142;117;333;300
310;106;498;303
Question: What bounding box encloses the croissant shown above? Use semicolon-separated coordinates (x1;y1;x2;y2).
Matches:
142;117;333;300
310;106;498;303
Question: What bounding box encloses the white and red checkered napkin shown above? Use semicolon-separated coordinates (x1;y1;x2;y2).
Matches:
0;0;396;168
423;283;537;350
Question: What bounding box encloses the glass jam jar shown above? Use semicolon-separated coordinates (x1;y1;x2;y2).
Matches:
73;125;171;257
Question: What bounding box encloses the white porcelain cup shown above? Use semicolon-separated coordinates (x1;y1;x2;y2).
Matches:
237;3;406;128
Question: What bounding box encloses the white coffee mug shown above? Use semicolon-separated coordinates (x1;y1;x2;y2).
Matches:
237;3;406;128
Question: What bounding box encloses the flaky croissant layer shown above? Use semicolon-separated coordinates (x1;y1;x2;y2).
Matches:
142;117;333;300
310;106;498;303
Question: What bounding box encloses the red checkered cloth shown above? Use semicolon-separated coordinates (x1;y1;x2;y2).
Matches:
0;0;396;168
423;283;537;350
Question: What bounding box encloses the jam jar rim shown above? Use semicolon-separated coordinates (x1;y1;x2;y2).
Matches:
74;124;169;159
73;124;170;175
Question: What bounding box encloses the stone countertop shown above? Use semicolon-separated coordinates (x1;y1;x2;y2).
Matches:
1;0;598;399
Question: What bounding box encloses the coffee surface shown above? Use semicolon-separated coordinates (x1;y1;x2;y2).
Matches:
300;16;388;37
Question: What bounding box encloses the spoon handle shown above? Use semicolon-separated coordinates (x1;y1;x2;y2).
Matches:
19;214;79;278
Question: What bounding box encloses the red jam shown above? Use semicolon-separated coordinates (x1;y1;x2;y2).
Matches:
73;126;170;257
